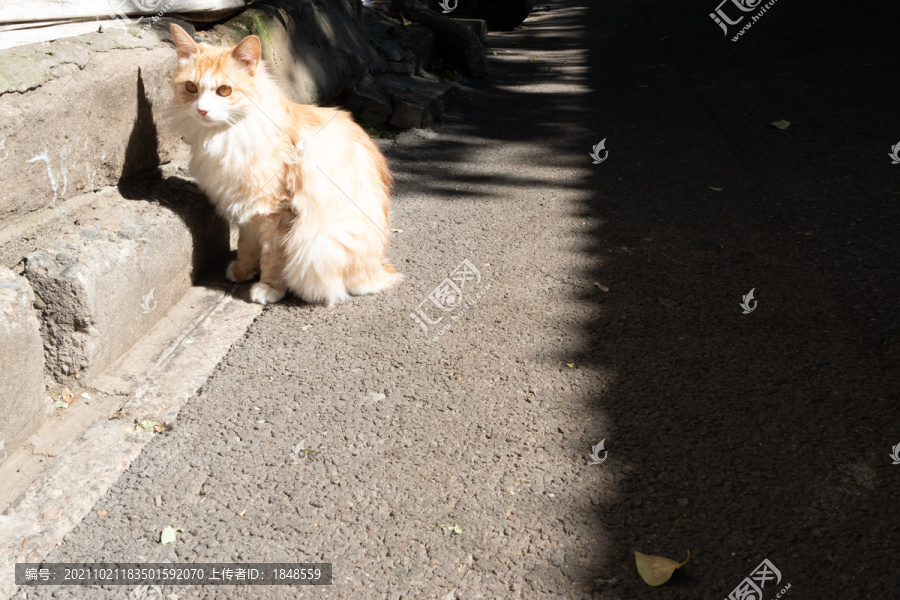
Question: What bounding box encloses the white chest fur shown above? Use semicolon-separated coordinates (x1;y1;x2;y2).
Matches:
186;117;281;224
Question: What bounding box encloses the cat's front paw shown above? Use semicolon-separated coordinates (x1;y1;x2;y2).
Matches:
250;282;286;305
226;260;257;283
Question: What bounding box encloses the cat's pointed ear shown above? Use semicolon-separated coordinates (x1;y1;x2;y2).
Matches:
231;35;262;71
170;24;200;61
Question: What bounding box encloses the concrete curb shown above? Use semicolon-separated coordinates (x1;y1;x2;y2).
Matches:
0;285;262;600
0;268;47;460
23;180;229;385
0;420;153;600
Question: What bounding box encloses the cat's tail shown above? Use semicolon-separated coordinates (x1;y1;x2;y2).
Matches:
281;230;402;306
346;260;403;297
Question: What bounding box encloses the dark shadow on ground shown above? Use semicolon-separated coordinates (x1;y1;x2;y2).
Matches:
572;0;900;597
118;67;230;283
386;0;900;596
118;171;230;283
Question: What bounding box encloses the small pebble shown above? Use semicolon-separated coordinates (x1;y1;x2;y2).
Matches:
60;264;82;278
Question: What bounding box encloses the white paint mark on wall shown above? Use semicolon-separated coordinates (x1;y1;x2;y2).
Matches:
25;146;68;205
0;138;8;162
59;145;68;197
26;149;58;204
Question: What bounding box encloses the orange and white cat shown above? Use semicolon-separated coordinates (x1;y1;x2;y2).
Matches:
167;24;400;306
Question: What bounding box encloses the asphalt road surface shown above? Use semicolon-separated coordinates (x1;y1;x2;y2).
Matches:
16;0;900;598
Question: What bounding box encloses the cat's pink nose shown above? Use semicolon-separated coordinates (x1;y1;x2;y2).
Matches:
197;109;209;116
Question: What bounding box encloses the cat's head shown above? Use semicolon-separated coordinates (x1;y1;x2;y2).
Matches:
168;24;264;129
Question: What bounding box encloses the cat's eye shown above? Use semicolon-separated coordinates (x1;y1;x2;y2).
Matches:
216;85;232;97
184;81;198;93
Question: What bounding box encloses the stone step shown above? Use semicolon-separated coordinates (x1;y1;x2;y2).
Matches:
0;27;181;253
373;73;453;129
22;172;228;386
451;18;487;42
0;267;47;462
363;10;436;77
342;71;453;130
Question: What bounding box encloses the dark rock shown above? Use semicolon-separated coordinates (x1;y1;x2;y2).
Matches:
343;76;394;125
374;73;452;129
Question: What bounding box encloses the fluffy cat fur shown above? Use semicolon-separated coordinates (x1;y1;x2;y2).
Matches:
167;24;400;306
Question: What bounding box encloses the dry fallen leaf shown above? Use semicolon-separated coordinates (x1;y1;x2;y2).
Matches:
61;387;74;404
160;526;183;546
634;550;690;586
